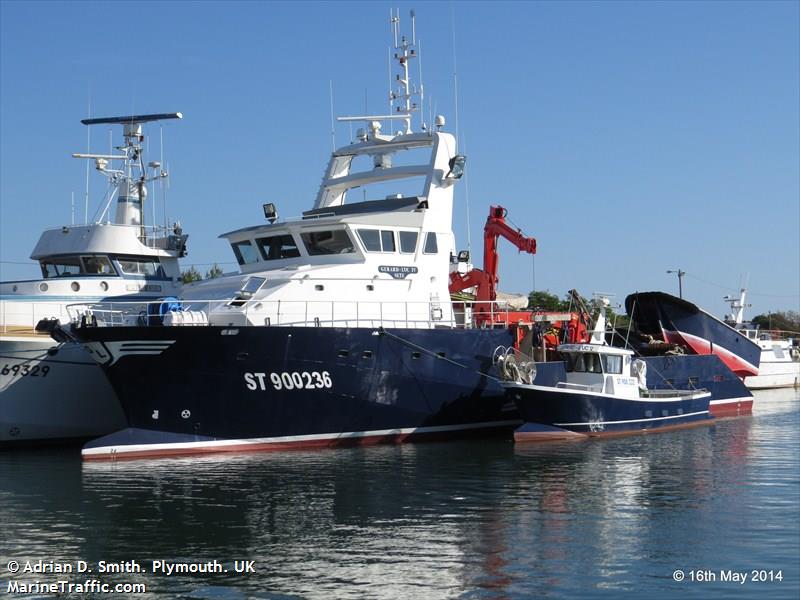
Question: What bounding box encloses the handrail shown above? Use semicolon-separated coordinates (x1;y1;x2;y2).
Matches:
58;297;531;331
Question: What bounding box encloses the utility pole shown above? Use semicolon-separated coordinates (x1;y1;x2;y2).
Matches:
666;269;686;298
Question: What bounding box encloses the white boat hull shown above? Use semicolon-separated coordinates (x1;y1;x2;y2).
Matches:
0;336;125;444
745;359;800;389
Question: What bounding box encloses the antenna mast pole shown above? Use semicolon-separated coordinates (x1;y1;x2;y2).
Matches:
391;9;418;135
84;100;90;225
329;80;336;151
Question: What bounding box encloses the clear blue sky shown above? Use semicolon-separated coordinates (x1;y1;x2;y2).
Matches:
1;1;798;320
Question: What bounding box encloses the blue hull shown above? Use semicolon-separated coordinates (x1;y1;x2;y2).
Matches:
508;384;713;441
79;326;521;459
73;325;752;459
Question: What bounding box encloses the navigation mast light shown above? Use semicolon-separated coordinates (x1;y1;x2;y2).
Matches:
263;203;278;224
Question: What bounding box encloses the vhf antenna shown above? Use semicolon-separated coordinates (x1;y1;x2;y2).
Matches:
389;8;421;134
339;10;420;137
73;112;181;242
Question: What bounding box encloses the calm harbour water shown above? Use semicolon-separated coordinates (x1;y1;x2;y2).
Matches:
1;388;798;599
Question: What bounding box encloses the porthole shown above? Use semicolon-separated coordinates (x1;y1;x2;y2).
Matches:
100;281;109;291
71;281;80;292
39;282;48;292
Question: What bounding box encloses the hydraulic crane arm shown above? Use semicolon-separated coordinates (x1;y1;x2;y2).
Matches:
448;205;536;305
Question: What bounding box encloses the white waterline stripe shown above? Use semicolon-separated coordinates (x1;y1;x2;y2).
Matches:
709;396;752;405
554;410;709;427
82;419;522;456
510;384;710;402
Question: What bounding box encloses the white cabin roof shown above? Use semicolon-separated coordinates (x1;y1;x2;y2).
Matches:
30;224;181;260
558;343;634;357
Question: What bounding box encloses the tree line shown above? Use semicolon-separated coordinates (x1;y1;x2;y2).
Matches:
529;289;799;333
181;264;223;284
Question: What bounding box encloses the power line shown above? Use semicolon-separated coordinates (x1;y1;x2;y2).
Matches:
684;272;799;298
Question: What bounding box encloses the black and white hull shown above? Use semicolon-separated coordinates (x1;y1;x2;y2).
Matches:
78;325;521;460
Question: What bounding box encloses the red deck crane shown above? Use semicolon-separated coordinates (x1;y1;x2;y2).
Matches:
448;205;590;352
448;205;536;321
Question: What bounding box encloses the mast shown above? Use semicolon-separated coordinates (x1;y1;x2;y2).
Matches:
723;288;749;326
73;112;181;242
338;10;421;136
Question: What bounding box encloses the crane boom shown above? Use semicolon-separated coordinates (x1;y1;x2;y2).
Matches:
449;205;536;308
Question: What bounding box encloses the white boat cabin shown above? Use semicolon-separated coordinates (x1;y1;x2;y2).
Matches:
0;114;185;331
556;344;645;399
179;21;466;331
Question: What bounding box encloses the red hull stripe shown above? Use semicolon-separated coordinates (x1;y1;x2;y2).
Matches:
662;329;759;377
709;397;753;417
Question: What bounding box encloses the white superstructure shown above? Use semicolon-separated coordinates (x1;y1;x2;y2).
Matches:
0;113;186;443
173;13;467;331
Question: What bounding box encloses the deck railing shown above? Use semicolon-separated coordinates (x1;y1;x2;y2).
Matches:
47;297;530;332
0;300;72;335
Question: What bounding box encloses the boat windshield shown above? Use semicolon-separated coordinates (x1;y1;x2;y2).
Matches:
116;256;166;279
40;255;116;278
564;352;603;373
301;230;355;255
601;354;623;374
256;234;301;261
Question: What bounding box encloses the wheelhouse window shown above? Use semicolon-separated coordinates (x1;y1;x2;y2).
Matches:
40;256;82;278
256;234;300;260
81;255;115;275
601;354;623;374
117;256;166;278
381;230;395;252
399;231;418;253
423;232;438;254
356;229;381;252
357;229;396;253
301;230;355;255
564;352;603;373
40;255;117;278
231;240;260;265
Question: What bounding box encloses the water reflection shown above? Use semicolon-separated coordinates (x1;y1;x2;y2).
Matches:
0;389;796;599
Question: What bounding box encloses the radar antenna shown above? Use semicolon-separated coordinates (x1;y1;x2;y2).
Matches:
72;113;181;243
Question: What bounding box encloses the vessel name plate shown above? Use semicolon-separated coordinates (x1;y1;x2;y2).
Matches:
378;266;418;279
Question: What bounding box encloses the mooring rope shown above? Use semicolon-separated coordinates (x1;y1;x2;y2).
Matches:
375;327;506;384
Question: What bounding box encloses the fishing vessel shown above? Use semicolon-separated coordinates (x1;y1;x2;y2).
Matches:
0;113;187;444
498;301;714;441
723;289;799;389
623;291;757;415
43;14;752;460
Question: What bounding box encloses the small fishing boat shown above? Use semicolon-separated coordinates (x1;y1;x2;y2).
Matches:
499;304;714;441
